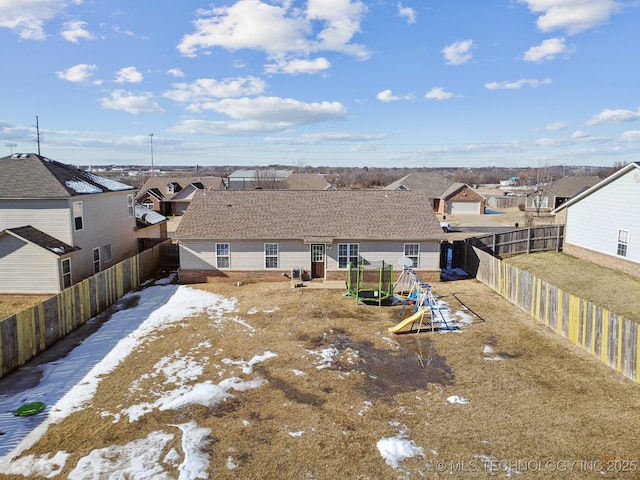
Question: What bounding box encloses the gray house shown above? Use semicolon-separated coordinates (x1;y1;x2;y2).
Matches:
384;172;485;215
527;175;601;212
0;153;139;294
552;163;640;278
176;190;446;284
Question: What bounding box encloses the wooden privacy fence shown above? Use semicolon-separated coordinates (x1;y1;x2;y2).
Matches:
0;240;170;379
470;246;639;383
469;224;564;259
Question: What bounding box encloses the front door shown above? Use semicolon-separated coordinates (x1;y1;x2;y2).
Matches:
311;244;325;279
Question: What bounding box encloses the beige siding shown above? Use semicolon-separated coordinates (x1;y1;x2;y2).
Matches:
0;199;71;243
179;238;441;274
0;235;61;293
70;192;138;281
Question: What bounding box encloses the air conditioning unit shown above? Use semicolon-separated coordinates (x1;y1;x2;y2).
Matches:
291;268;303;280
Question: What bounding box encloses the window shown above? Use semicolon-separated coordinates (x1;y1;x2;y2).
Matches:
617;229;629;257
127;194;134;218
404;243;420;268
264;243;279;269
338;243;359;269
92;247;101;274
142;199;154;210
73;201;83;231
216;243;230;268
61;259;72;288
103;244;112;262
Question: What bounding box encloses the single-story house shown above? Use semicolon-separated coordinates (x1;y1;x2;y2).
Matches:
384;172;485;215
527;175;601;212
552;163;640;278
136;176;224;216
175;190;446;284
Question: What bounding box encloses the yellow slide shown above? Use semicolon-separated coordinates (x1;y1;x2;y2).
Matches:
388;307;430;334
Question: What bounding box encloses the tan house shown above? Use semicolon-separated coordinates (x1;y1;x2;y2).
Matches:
0;153;143;294
526;175;601;212
136;176;224;216
176;190;446;284
384;172;485;215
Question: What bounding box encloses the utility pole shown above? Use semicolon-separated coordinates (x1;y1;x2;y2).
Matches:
34;116;41;155
149;133;155;177
4;142;17;154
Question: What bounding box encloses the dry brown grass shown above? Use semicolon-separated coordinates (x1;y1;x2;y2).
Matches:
505;252;640;323
0;295;51;320
3;280;640;479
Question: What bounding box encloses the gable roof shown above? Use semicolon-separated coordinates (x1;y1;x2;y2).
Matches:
543;175;601;197
176;190;446;242
1;226;78;255
0;153;133;199
279;173;332;190
135;176;224;201
383;172;454;198
552;163;640;214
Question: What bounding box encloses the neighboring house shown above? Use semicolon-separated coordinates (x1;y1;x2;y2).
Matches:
226;169;293;190
384;172;485;214
136;176;224;216
279;172;335;190
176;190;446;284
527;175;601;212
0;153;138;294
552;163;640;278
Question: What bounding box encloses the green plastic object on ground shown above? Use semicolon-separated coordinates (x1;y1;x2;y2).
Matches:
15;401;45;417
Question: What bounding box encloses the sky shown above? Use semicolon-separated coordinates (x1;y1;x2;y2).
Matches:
1;0;640;169
0;277;474;477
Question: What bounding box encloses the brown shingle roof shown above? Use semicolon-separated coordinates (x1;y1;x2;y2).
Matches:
383;171;454;198
543;176;601;197
0;153;133;198
2;226;78;255
176;190;446;241
135;176;224;201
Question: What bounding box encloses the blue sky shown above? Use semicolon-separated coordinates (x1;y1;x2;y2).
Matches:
1;0;639;169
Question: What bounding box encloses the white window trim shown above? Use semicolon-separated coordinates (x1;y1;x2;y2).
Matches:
92;247;101;274
216;243;230;269
73;201;84;231
617;229;629;258
127;194;135;218
338;243;360;269
264;243;279;269
61;258;72;289
404;243;420;268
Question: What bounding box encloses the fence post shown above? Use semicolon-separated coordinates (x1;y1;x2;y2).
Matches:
527;227;532;254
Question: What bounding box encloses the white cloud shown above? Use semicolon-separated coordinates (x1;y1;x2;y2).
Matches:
376;90;401;102
163;77;267;110
572;130;590;138
202;96;347;124
100;90;164;114
586;108;640;126
264;57;331;75
523;37;574;62
114;67;143;84
485;78;552;90
398;3;416;24
441;39;473;65
518;0;624;35
425;87;458;100
56;64;98;83
167;68;185;78
61;20;94;43
0;0;78;40
177;0;370;65
266;132;388;144
619;130;640;142
544;121;569;131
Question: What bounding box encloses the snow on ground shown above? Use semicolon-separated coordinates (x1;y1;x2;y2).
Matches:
0;280;472;477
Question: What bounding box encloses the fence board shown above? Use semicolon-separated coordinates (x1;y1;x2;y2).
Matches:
0;240;170;378
466;246;639;384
